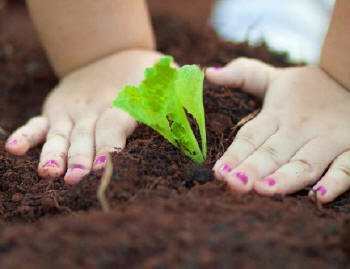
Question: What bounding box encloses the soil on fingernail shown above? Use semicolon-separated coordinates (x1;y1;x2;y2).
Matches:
0;1;349;268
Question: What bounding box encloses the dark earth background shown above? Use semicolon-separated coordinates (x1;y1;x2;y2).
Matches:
0;1;349;268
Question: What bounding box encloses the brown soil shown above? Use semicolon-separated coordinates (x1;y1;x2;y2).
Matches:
0;2;350;268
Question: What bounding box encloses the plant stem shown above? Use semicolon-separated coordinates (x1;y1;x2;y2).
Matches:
97;153;113;212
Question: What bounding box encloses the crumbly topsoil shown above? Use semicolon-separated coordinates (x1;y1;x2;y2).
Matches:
0;2;349;268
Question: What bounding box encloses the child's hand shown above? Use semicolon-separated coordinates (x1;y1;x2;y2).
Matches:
207;58;350;204
5;50;163;185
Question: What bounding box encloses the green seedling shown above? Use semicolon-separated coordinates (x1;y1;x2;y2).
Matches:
112;56;206;163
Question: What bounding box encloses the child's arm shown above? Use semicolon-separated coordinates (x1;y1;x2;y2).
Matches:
206;0;350;204
27;0;155;77
321;0;350;91
6;0;164;184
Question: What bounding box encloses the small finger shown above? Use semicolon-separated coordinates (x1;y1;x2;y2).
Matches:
64;118;96;185
5;116;49;155
38;117;73;178
309;150;350;204
93;108;137;170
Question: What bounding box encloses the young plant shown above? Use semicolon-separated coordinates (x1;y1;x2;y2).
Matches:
112;56;206;163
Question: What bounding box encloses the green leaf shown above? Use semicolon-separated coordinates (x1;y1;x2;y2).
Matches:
174;65;207;159
112;56;206;163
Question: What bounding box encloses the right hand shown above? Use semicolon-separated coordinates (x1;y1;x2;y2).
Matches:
5;49;164;184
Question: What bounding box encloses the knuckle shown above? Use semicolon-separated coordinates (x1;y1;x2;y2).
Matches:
68;153;90;162
97;145;123;154
220;151;240;165
72;126;92;138
333;130;350;144
48;130;69;141
258;145;277;157
333;164;350;178
257;146;281;166
235;133;256;149
293;159;313;173
41;151;66;160
98;113;118;127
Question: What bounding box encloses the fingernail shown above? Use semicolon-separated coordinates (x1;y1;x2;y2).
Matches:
94;155;106;165
316;186;327;196
220;164;232;173
43;160;59;168
6;139;17;145
214;67;223;71
235;172;248;185
263;178;276;186
70;164;85;171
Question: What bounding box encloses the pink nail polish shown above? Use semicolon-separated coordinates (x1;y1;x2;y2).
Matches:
264;178;276;186
95;156;106;165
220;164;232;173
43;160;59;168
316;186;327;196
235;172;248;185
214;67;223;71
71;164;85;171
6;139;17;145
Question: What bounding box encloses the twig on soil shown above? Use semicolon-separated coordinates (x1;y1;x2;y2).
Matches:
310;188;324;211
52;195;74;214
97;153;113;212
231;109;260;133
215;132;225;160
149;177;162;190
0;125;8;136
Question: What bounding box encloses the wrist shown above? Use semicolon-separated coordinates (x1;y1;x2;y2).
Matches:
58;46;156;79
27;0;155;78
59;48;163;83
319;0;350;92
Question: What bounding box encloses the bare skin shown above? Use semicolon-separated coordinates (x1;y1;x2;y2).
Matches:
207;0;350;204
5;0;162;184
6;50;163;184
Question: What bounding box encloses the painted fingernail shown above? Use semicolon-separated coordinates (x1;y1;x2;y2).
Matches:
6;139;17;145
220;164;232;173
316;186;327;196
235;172;248;185
94;155;106;165
214;67;223;71
71;164;85;171
43;160;59;168
263;178;276;186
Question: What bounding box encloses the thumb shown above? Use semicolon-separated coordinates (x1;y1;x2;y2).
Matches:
206;57;281;99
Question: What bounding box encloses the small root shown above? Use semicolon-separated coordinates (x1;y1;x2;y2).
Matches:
149;177;162;190
310;188;324;211
231;109;260;133
45;190;75;215
97;153;113;212
0;125;8;136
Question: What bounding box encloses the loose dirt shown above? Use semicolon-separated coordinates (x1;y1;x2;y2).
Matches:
0;2;349;268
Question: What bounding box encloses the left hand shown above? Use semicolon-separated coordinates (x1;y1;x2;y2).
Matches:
206;58;350;204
